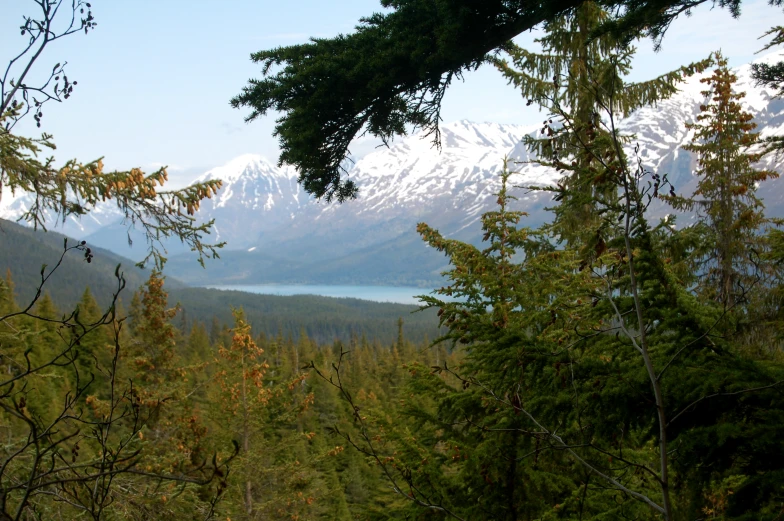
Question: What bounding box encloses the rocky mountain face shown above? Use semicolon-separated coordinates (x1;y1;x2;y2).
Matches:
3;53;784;286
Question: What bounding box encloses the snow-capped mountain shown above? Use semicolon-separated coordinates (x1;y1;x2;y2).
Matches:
0;187;124;237
620;52;784;191
270;121;551;259
4;52;784;286
189;154;307;246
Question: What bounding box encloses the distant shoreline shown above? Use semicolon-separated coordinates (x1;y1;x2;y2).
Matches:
201;283;433;305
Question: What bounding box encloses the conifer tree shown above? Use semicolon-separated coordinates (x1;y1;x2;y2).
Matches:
214;308;270;516
494;1;711;252
117;271;220;517
208;309;325;520
28;292;63;417
32;292;59;348
409;156;784;520
0;270;21;375
71;286;113;380
0;269;17;315
187;321;211;362
129;271;179;386
668;52;779;309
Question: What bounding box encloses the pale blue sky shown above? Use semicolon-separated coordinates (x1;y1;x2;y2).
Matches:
2;0;782;186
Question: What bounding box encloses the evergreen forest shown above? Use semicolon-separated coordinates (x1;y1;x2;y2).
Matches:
2;0;784;520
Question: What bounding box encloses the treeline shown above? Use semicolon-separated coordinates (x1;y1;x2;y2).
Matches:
168;287;444;346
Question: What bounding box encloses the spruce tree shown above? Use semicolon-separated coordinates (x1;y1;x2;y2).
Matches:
208;309;326;520
129;271;179;387
118;271;216;518
668;52;779;310
213;308;270;516
72;286;112;380
186;321;211;362
0;269;17;315
0;270;21;375
29;292;63;417
409;156;784;520
494;1;711;252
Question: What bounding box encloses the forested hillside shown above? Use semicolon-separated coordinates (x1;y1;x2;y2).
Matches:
168;287;443;345
0;218;172;308
0;218;442;345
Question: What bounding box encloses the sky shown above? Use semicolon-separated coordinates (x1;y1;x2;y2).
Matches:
2;0;783;187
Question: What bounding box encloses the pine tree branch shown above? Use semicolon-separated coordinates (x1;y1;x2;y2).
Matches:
667;380;784;427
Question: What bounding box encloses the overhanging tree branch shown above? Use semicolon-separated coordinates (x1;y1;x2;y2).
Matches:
232;0;765;202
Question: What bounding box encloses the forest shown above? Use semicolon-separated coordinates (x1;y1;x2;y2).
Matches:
3;0;784;520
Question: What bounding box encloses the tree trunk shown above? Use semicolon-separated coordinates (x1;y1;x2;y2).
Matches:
241;350;253;516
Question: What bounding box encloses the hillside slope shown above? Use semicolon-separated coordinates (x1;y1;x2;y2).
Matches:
0;220;443;344
0;218;178;310
167;287;443;345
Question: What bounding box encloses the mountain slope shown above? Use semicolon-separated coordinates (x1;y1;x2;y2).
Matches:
167;287;443;345
0;218;181;310
0;220;444;345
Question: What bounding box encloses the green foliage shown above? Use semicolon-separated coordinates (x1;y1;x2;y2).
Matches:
752;26;784;97
752;26;784;156
399;165;784;520
0;116;225;269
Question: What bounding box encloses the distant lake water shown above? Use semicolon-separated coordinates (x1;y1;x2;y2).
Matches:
202;284;434;305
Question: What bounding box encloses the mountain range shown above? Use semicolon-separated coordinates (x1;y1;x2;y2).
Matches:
3;52;784;287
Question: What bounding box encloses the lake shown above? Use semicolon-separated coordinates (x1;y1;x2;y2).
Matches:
202;284;434;305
